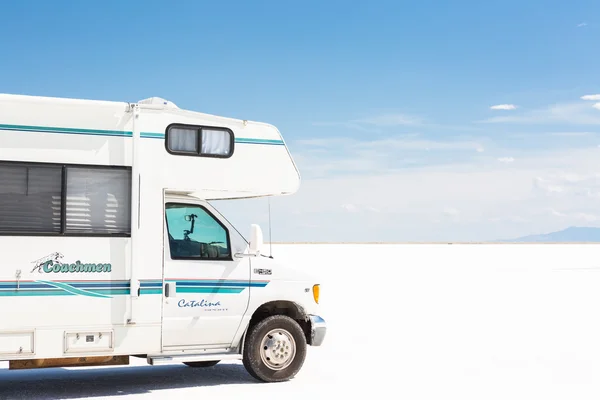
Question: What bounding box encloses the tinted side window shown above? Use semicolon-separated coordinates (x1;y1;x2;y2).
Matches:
165;203;231;260
65;167;131;234
0;162;131;236
0;164;63;233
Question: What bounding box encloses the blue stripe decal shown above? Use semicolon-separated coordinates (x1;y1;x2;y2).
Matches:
172;281;268;288
0;281;132;289
0;124;284;145
141;132;284;145
177;287;245;294
39;280;112;299
140;132;164;139
0;291;73;297
140;282;163;288
0;279;269;297
0;283;49;289
234;138;285;145
0;123;130;137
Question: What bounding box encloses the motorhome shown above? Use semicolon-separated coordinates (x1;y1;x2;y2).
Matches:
0;93;326;383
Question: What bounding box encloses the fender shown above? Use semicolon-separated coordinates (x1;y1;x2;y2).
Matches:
233;299;310;352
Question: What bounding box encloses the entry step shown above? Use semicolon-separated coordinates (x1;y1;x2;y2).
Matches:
147;353;241;365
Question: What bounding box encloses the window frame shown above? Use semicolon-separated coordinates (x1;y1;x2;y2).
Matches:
164;202;233;262
0;160;132;238
164;123;235;159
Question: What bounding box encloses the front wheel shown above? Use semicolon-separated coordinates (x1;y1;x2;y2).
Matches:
242;315;307;382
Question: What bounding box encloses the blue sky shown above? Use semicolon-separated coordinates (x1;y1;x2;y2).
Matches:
2;0;600;242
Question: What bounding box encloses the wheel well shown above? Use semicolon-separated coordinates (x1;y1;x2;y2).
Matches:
246;301;311;344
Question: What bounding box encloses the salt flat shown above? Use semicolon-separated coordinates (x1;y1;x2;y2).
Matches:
1;243;600;399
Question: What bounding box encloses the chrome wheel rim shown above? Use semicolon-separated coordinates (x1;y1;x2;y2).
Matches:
259;328;296;370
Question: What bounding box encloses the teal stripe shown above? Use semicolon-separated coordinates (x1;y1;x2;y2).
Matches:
166;280;252;285
140;132;284;145
0;123;284;145
235;138;284;145
0;123;130;137
0;291;74;297
140;132;164;139
0;288;242;296
0;279;263;297
140;288;163;295
40;280;112;298
88;289;131;296
177;287;245;294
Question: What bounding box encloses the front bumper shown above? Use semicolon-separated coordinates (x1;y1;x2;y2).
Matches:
308;315;327;346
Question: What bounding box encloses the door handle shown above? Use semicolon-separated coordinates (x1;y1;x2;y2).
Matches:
165;282;177;298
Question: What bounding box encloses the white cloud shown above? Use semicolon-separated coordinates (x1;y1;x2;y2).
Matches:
490;104;517;110
534;177;565;194
477;102;600;125
212;146;600;242
313;112;488;135
549;208;568;217
581;94;600;101
547;208;600;222
577;22;588;27
312;112;423;132
533;172;600;198
443;207;460;217
311;121;382;134
341;204;359;213
594;103;600;110
292;136;488;178
488;215;529;223
549;131;594;137
295;136;485;153
361;138;483;151
498;157;515;163
340;203;380;213
505;131;599;139
574;212;600;222
352;113;423;127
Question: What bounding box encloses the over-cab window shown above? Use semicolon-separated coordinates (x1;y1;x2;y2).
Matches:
165;203;231;260
0;162;131;236
165;124;234;158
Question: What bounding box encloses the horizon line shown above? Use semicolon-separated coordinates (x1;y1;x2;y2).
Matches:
266;241;600;245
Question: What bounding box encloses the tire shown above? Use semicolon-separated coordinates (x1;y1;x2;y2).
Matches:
242;315;307;383
183;360;220;368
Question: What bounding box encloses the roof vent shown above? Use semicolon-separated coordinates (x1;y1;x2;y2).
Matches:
137;97;179;109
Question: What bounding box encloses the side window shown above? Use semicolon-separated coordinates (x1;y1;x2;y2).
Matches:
165;124;234;158
0;164;63;233
165;203;231;260
65;167;131;234
0;162;131;236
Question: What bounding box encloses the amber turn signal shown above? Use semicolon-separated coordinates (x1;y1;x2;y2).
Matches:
312;284;320;304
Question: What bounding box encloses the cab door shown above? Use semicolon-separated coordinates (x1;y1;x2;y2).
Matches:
161;196;251;350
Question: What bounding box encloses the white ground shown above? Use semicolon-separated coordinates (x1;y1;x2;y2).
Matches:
1;243;600;399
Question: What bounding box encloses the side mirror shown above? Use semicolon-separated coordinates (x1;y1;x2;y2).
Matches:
249;224;263;255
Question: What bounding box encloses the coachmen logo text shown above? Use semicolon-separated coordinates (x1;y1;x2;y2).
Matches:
30;252;112;274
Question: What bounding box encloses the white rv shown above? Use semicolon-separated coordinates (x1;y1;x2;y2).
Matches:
0;93;326;383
